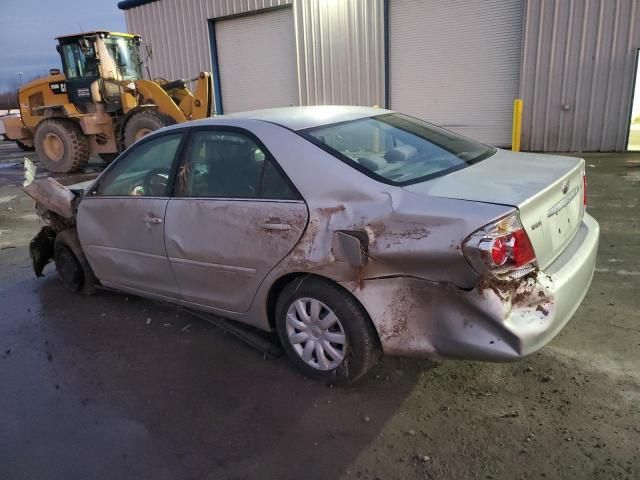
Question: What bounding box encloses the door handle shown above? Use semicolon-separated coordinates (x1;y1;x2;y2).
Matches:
143;215;162;225
260;219;291;231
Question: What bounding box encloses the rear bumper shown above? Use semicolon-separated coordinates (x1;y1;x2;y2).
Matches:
349;213;600;360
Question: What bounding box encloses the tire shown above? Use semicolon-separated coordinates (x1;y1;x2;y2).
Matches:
54;229;97;295
54;243;84;293
99;153;118;164
123;110;175;148
34;119;90;173
16;140;35;151
275;276;381;384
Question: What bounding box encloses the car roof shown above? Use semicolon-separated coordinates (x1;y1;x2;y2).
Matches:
222;105;393;131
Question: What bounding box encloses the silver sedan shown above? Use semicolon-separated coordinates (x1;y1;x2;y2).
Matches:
28;106;599;383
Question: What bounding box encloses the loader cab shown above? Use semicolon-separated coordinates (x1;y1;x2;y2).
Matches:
56;31;143;112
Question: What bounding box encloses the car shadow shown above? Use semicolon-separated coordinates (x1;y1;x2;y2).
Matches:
1;274;437;480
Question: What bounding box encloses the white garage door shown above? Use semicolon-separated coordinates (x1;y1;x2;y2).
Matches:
389;0;524;146
215;8;298;114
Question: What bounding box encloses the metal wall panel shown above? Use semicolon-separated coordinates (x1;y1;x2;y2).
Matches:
294;0;385;107
125;0;384;110
522;0;640;152
124;0;292;83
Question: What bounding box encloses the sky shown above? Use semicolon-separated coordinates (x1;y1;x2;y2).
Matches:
0;0;126;91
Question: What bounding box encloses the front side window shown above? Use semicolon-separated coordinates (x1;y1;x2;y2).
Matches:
175;130;298;200
302;113;496;185
61;42;98;79
96;133;183;197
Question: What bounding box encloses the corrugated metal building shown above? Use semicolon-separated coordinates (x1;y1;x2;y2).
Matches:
118;0;640;152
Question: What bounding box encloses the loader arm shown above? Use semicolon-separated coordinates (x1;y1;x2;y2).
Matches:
165;72;213;121
134;72;212;122
133;79;187;123
190;72;213;119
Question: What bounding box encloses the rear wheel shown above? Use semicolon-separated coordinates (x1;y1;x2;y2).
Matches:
275;277;381;384
123;110;175;148
34;119;90;173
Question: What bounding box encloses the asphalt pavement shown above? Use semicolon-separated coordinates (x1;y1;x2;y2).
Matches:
0;141;638;480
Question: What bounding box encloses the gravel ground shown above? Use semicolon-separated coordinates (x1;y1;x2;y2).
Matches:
0;141;638;480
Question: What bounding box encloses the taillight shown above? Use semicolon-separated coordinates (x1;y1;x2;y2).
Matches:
462;212;537;279
511;229;536;266
490;237;508;266
583;174;587;207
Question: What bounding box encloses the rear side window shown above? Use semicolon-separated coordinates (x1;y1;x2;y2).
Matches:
302;113;496;185
174;130;300;200
261;159;299;200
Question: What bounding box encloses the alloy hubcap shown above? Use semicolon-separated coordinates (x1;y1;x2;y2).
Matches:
43;133;64;162
286;297;346;371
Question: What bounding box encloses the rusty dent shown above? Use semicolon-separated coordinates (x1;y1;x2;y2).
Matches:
272;194;494;293
343;271;558;360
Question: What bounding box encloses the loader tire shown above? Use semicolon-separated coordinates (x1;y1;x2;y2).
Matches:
34;119;90;173
123;110;175;148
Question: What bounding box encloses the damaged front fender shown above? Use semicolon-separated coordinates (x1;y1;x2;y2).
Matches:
22;176;88;278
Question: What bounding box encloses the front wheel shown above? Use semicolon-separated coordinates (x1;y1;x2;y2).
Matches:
275;277;381;384
54;229;97;295
123;110;175;148
54;243;84;293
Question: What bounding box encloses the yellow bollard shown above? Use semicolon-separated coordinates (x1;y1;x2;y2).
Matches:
512;99;523;152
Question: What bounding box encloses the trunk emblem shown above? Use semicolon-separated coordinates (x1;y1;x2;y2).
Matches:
561;180;570;194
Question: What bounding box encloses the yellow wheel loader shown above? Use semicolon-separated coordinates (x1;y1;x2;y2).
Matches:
1;31;212;173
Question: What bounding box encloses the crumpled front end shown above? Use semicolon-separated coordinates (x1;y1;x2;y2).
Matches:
22;173;94;278
344;214;599;361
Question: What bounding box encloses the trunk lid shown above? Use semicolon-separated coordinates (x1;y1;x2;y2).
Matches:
403;149;585;269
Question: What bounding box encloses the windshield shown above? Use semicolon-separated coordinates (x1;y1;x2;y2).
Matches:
102;36;143;80
302;113;496;185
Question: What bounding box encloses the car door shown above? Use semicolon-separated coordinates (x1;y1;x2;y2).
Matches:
164;127;308;313
77;131;185;299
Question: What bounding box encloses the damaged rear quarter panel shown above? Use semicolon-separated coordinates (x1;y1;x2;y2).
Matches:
243;121;515;329
340;271;557;360
265;188;514;290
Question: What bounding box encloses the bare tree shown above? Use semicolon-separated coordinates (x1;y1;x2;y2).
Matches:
0;72;52;109
0;90;19;110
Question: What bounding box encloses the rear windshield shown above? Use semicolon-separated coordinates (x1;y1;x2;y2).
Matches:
301;113;496;185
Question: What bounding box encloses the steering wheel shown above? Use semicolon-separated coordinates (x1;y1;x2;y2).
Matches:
143;167;171;196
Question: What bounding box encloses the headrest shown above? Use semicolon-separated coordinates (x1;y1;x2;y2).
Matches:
384;144;418;163
357;157;380;171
